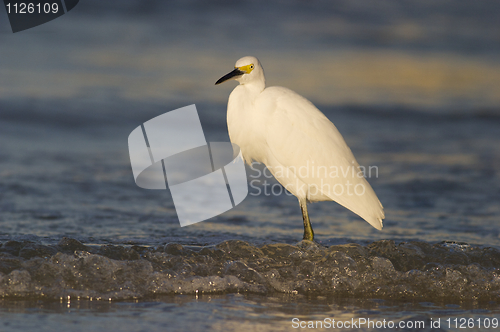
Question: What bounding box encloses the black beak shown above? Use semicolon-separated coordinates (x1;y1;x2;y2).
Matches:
215;68;245;85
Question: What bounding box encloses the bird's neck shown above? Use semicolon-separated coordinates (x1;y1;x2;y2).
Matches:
239;79;265;96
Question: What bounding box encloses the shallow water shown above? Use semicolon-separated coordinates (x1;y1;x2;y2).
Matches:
1;237;500;331
1;101;499;331
1;0;500;330
1;294;497;332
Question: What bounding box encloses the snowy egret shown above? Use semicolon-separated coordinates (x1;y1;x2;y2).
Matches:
216;56;384;241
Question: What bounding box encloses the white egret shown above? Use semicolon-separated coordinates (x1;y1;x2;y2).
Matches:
216;56;384;241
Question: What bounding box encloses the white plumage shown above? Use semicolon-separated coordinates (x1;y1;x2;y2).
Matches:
216;56;384;241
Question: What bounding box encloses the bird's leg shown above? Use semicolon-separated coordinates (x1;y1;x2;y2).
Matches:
299;198;314;241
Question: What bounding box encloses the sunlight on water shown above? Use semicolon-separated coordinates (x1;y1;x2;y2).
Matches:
1;17;500;110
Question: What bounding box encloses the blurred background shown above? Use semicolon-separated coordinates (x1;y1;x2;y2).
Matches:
2;0;500;109
1;0;499;245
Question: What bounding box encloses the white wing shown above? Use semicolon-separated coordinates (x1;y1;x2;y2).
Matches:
259;86;384;229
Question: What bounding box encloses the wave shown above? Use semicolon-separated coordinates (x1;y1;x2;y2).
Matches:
0;238;498;302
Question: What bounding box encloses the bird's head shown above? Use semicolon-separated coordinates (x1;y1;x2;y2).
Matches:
215;56;265;86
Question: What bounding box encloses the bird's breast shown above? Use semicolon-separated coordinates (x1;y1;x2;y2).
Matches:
227;86;269;165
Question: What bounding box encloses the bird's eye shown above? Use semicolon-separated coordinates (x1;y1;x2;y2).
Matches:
250;65;254;69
